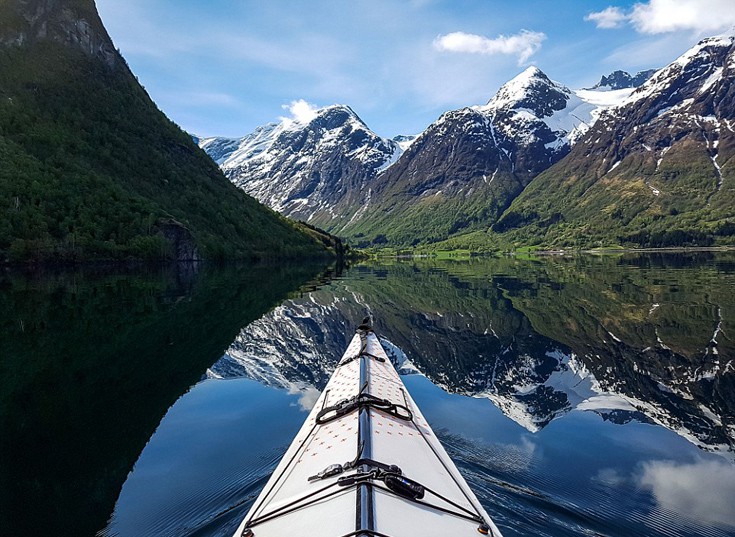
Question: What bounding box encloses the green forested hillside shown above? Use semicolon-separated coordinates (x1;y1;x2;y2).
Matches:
490;139;735;250
0;2;328;263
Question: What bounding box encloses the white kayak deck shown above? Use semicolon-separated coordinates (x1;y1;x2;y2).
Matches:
233;328;503;537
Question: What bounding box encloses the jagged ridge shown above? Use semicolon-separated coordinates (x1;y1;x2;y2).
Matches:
201;65;650;247
199;105;401;229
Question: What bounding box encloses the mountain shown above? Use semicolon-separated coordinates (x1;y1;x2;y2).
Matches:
338;67;641;245
200;68;649;247
0;0;330;263
592;69;658;90
495;36;735;249
195;36;735;251
392;134;418;151
198;105;401;229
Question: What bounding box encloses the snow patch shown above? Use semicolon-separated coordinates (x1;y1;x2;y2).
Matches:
700;67;724;94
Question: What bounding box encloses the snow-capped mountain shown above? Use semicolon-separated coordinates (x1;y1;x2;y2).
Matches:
392;134;418;151
198;105;401;227
198;67;654;243
197;37;735;249
336;66;652;244
477;65;640;154
496;35;735;247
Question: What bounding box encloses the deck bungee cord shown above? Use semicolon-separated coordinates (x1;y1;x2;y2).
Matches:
233;319;502;537
315;385;413;424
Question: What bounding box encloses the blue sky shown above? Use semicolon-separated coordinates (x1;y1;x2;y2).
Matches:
95;0;735;139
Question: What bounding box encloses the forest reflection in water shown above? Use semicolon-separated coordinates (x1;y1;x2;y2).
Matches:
0;262;331;536
220;252;735;458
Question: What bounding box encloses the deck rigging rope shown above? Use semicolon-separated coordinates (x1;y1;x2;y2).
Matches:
339;318;385;366
315;391;413;424
243;459;488;534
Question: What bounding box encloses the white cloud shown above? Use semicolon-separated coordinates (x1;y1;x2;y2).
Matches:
630;0;735;34
585;6;627;29
392;39;515;115
593;467;627;486
638;459;735;528
433;30;546;65
280;99;319;124
587;1;735;34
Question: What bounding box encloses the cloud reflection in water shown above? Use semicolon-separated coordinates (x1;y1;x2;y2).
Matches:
638;459;735;529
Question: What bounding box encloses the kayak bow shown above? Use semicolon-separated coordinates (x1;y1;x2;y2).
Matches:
234;320;503;537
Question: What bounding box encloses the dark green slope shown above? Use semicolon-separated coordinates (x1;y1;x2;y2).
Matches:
0;0;328;262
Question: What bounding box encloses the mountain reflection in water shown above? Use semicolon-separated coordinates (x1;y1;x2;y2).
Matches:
213;253;735;458
193;253;735;537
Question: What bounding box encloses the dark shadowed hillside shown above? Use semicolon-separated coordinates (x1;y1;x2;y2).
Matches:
0;0;329;262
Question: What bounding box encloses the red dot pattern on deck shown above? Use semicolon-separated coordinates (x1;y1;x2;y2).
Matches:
363;336;431;434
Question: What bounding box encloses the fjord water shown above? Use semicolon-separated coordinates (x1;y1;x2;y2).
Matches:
0;263;328;536
3;255;734;537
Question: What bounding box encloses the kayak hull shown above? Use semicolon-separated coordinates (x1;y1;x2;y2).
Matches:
233;327;502;537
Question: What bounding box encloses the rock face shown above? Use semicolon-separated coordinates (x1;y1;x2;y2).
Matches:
199;105;401;229
592;69;658;90
0;0;117;66
159;220;200;262
497;36;735;248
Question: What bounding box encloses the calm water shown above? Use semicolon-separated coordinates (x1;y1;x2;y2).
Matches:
2;254;735;537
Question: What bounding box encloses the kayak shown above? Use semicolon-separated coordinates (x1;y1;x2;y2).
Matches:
233;320;503;537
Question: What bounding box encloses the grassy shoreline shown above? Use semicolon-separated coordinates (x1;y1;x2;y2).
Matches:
359;245;735;260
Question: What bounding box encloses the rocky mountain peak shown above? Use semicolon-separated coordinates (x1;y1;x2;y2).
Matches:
624;35;735;110
592;69;657;90
492;65;548;98
496;33;735;250
283;104;389;158
392;134;418;151
198;102;400;225
485;65;570;118
308;104;364;131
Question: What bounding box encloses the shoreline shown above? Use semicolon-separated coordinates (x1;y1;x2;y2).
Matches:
545;246;735;255
362;245;735;259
